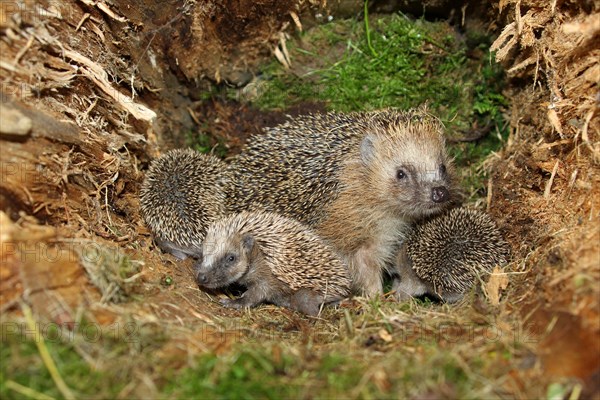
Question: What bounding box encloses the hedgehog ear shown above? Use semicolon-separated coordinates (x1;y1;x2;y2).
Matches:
241;234;255;252
360;134;376;165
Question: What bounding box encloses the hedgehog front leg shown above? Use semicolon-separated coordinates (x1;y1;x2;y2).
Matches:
350;246;384;297
219;283;270;309
391;245;428;301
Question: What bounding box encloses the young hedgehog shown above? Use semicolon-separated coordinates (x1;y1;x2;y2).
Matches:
194;210;351;316
393;208;510;303
139;148;229;260
226;105;456;296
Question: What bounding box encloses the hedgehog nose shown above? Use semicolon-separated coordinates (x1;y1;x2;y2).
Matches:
196;272;208;285
194;266;208;285
431;186;450;203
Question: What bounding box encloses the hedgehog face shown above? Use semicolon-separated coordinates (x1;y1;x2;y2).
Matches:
391;145;453;220
361;121;454;221
195;233;254;289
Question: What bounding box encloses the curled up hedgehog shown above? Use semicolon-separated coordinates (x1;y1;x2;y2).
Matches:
139;148;230;260
393;208;510;303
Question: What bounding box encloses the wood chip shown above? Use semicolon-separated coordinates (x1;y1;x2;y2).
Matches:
544;160;560;199
63;50;156;122
290;11;302;31
0;104;32;136
547;108;563;136
378;328;392;343
486;266;509;306
78;0;128;23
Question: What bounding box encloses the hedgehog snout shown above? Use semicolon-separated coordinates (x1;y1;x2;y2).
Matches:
193;260;210;285
431;186;450;203
194;264;219;288
193;263;203;282
196;271;209;285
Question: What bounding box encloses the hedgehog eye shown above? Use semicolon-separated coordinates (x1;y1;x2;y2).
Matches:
396;169;407;180
225;254;236;263
440;164;448;178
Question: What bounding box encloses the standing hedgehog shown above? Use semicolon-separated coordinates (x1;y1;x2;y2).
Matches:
226;106;456;296
392;208;510;303
194;210;351;316
139;148;229;260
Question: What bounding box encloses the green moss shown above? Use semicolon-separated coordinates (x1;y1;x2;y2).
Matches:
164;346;382;399
0;318;168;399
248;14;506;131
186;129;228;158
226;13;508;200
165;350;295;399
165;328;515;400
0;334;124;399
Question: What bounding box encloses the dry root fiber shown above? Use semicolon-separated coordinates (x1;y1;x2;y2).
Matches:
485;0;600;389
492;0;599;155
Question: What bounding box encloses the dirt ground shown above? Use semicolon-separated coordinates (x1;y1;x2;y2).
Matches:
0;0;598;398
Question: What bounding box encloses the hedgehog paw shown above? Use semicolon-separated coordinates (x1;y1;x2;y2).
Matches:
219;298;245;309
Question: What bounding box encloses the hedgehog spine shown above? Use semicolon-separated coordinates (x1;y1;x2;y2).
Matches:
139;148;229;260
393;207;510;303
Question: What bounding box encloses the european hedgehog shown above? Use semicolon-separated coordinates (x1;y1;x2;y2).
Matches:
194;210;351;316
393;208;510;303
139;148;229;260
226;106;455;296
